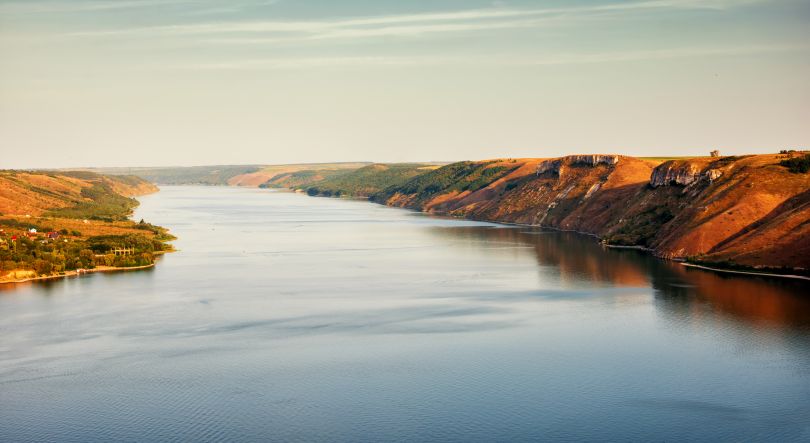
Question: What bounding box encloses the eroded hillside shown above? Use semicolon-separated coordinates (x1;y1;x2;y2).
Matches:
364;154;809;273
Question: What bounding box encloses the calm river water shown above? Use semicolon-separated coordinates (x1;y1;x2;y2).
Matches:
1;186;809;442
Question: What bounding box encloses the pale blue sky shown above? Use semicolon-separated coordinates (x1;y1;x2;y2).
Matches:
1;0;808;167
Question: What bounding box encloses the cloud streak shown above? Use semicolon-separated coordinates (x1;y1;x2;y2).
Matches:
0;0;279;14
67;0;762;41
183;43;808;70
0;0;193;14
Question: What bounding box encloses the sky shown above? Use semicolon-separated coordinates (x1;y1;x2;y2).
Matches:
1;0;809;168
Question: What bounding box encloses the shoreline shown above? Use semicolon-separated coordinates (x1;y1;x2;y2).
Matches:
680;262;810;281
325;194;808;282
0;263;156;285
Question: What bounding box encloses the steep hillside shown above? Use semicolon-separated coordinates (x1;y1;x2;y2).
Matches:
295;163;440;197
0;171;158;217
354;154;808;274
88;165;263;186
229;163;371;187
260;169;353;189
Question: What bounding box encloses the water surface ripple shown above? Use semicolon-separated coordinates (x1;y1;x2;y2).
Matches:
1;186;809;442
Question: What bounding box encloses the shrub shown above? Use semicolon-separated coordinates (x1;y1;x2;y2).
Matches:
780;154;810;173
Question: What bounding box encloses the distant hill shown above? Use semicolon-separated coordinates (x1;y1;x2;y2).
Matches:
86;165;264;186
87;163;375;187
227;163;372;187
284;163;442;197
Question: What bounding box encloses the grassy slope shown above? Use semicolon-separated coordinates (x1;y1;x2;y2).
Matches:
297;163;439;197
228;163;372;187
86;165;263;186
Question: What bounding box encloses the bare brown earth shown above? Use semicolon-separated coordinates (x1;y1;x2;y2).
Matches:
377;154;809;272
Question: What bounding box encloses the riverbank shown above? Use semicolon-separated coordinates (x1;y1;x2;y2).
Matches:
681;263;810;281
292;190;808;281
0;263;156;285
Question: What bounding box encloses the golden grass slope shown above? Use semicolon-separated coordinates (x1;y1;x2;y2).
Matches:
228;163;371;187
0;171;157;216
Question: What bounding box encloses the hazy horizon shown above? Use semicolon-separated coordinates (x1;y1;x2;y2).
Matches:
2;0;809;169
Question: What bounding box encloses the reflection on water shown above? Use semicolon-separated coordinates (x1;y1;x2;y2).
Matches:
427;225;810;327
0;186;808;442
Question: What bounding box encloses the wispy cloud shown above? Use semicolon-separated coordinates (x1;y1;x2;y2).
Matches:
0;0;279;14
524;43;809;65
183;43;808;70
67;0;762;41
0;0;193;14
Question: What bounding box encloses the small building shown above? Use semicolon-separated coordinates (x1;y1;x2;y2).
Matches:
710;150;720;157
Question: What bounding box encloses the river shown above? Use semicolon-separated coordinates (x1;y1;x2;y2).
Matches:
1;185;809;442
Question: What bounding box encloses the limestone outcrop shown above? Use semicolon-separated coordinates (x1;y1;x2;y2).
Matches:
537;154;620;176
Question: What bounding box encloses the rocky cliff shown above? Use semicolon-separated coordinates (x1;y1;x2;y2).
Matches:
649;159;724;188
536;154;620;176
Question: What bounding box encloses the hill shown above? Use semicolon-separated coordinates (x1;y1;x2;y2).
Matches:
273;153;808;275
0;170;173;283
86;165;263;186
228;162;372;187
89;163;375;187
291;163;441;197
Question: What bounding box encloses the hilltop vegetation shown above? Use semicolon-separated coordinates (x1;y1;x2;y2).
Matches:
260;169;353;190
230;162;372;187
87;165;263;185
0;171;173;282
780;153;810;174
296;163;438;197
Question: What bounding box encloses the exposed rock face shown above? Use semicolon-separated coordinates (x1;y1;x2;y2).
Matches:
649;161;725;188
650;162;703;187
537;154;619;176
705;169;722;181
536;159;563;175
567;154;620;167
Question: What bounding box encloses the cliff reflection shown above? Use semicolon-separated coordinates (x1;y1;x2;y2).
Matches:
428;225;810;328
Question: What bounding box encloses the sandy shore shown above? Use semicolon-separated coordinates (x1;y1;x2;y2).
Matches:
0;263;156;285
